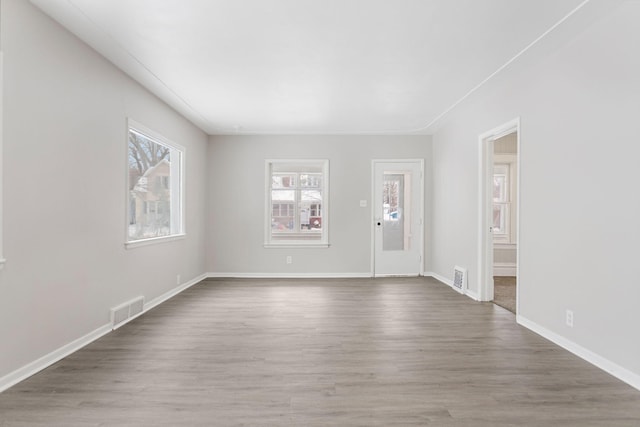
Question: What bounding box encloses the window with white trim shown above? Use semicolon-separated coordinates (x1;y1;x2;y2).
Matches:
127;120;184;245
493;158;516;244
265;160;329;247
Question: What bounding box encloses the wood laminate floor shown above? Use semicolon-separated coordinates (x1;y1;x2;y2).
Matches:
1;277;639;426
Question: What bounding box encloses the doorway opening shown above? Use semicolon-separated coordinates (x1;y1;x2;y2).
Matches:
478;119;520;314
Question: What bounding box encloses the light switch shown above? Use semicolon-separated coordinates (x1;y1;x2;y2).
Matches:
360;200;367;207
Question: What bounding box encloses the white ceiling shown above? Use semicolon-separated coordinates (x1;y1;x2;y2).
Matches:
30;0;586;135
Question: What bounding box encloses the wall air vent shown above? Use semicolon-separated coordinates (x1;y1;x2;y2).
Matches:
453;266;467;294
110;296;145;330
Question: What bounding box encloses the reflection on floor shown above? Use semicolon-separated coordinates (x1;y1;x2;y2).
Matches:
493;276;516;314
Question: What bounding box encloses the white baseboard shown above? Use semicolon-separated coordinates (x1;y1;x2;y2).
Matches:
206;272;373;279
144;273;208;312
0;273;208;394
494;262;517;276
0;323;112;393
424;272;481;301
464;289;480;301
517;315;640;392
373;274;420;278
425;271;452;286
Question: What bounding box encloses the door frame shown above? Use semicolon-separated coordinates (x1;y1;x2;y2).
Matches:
478;118;520;305
0;51;4;268
371;159;425;277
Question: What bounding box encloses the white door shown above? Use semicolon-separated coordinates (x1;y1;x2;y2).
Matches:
373;160;423;276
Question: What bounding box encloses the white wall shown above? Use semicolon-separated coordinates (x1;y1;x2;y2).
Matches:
431;0;640;379
0;0;208;382
206;135;432;276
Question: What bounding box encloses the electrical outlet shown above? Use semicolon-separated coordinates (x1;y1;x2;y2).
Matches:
286;256;292;264
359;200;367;207
566;309;574;327
176;274;181;285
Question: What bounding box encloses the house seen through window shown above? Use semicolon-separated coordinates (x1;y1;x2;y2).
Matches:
127;120;184;244
266;160;329;247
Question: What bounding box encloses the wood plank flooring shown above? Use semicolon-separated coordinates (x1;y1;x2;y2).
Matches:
1;277;639;426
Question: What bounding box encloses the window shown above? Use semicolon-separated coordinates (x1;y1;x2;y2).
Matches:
127;120;184;246
493;160;516;244
265;160;329;247
383;177;402;221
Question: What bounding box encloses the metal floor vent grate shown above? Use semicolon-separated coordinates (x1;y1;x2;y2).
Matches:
110;296;145;330
453;266;467;294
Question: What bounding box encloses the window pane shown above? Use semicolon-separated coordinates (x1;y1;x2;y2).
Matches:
271;190;294;231
493;175;507;202
272;174;296;189
383;174;405;251
272;190;295;202
300;173;322;188
493;164;509;203
310;204;322;229
383;178;400;221
493;204;507;235
301;190;322;231
127;125;182;243
301;190;322;204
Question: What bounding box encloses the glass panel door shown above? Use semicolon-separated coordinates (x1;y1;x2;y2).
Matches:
373;161;423;276
383;174;405;251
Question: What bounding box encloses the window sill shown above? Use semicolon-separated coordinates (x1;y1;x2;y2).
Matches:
264;242;330;249
125;234;186;249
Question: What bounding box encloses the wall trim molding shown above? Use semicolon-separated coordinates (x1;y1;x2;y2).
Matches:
517;315;640;392
424;271;480;300
425;271;452;286
419;0;591;131
144;273;207;312
493;262;517;277
0;323;112;393
374;274;421;278
0;273;208;393
206;272;373;279
464;288;480;301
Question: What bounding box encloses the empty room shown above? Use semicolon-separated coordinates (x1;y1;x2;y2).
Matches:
1;0;639;425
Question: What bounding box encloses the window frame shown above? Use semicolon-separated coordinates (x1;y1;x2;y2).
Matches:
125;119;185;249
264;159;329;248
493;155;517;245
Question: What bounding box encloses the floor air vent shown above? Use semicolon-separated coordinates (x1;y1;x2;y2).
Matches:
453;266;467;294
110;296;145;329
